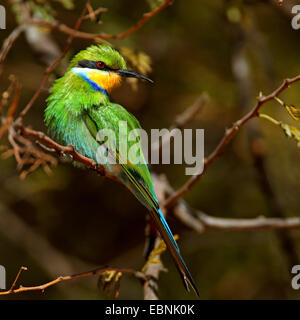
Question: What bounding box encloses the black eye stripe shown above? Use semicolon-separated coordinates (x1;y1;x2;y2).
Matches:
78;60;118;72
78;60;96;69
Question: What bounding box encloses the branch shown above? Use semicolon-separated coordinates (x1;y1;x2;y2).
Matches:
0;76;20;141
172;199;300;233
5;123;124;181
19;126;103;173
163;75;300;209
143;238;166;300
27;0;173;41
0;24;26;78
152;173;300;234
195;211;300;231
0;266;146;296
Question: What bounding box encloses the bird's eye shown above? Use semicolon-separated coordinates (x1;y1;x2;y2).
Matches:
97;61;105;69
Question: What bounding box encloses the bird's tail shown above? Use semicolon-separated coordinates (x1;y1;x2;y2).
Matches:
113;156;198;295
148;208;199;296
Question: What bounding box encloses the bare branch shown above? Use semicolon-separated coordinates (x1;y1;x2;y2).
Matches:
171;188;300;233
195;211;300;231
143;237;166;300
0;76;21;141
8;266;28;292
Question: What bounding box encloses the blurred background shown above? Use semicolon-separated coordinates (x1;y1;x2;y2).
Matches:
1;0;300;299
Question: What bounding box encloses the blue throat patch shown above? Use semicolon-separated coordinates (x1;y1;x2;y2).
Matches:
79;73;109;96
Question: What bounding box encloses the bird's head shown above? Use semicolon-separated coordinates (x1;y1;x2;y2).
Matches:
69;45;153;94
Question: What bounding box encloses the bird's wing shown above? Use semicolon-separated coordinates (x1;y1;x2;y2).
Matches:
85;103;157;209
84;103;199;296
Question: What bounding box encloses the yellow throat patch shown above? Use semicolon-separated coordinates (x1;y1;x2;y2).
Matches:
87;70;122;92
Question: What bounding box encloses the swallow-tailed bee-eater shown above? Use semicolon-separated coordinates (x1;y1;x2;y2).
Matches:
45;45;199;295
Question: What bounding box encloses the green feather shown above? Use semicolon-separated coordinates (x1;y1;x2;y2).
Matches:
44;44;199;295
86;104;157;210
45;45;156;208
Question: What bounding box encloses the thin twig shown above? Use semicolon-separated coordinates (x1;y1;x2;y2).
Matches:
8;266;28;292
0;24;26;78
0;77;21;141
83;6;107;22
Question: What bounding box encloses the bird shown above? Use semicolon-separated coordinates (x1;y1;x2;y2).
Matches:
45;44;199;296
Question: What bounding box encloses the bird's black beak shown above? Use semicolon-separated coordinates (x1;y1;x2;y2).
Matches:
117;69;154;84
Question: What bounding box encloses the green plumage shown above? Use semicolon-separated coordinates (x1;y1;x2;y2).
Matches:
45;44;198;295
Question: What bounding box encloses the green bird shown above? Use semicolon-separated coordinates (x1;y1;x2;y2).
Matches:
45;45;199;296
